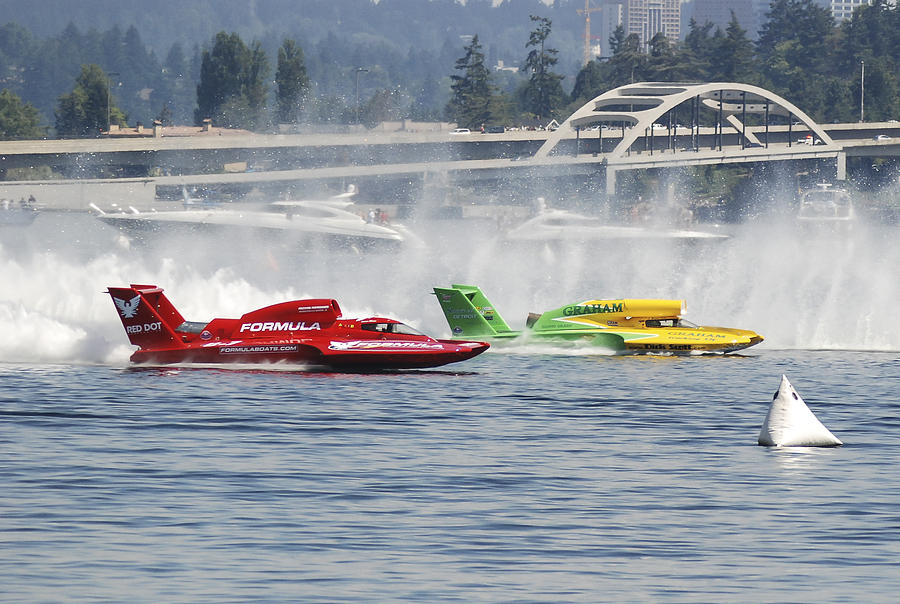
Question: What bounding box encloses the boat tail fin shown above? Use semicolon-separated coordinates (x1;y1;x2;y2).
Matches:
106;284;188;350
432;284;516;338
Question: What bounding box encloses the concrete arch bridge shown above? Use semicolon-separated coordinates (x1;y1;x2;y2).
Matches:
537;82;843;195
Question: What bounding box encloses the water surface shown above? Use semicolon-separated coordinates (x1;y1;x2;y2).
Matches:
2;350;898;601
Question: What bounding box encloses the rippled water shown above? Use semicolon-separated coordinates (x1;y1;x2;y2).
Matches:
2;350;898;602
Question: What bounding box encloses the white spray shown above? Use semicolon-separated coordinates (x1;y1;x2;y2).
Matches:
1;181;898;365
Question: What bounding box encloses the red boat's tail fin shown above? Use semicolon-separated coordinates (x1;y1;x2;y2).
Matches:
107;284;187;350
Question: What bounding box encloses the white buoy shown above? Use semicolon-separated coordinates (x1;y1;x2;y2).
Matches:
758;375;842;447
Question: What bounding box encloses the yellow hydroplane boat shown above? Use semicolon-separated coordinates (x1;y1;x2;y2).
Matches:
433;284;763;354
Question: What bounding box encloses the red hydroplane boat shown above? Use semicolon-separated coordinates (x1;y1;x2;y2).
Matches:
107;284;489;369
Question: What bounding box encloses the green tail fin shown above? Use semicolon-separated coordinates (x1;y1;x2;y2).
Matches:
432;284;519;339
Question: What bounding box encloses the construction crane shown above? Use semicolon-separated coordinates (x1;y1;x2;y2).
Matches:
577;0;603;66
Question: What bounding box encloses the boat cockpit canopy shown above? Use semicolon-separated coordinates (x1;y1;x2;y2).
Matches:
360;321;426;336
177;321;209;334
645;318;698;328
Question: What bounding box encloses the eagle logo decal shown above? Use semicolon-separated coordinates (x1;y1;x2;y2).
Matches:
114;295;141;319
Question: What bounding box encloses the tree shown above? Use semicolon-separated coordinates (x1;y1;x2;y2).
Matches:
683;19;716;80
0;23;36;98
0;88;44;139
158;42;193;124
244;41;270;129
118;25;162;122
275;39;310;125
836;0;900;121
445;34;495;129
840;0;900;66
852;57;898;122
409;73;442;121
608;25;627;56
195;32;245;124
607;33;646;88
362;87;405;127
714;12;756;83
569;59;609;106
55;64;125;137
757;0;834;84
646;32;683;81
521;15;565;121
155;103;173;127
195;31;269;130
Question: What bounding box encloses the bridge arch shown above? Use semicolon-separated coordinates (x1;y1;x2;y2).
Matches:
536;82;835;160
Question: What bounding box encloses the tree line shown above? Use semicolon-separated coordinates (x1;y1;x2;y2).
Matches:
0;0;898;140
451;0;900;129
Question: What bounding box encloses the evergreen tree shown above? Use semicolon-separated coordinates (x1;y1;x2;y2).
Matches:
362;87;405;127
195;31;269;129
117;25;158;85
840;0;900;64
715;12;756;83
757;0;834;88
570;59;608;105
218;95;254;130
608;25;627;56
155;103;173;127
244;40;270;129
196;32;246;125
838;0;900;121
275;39;310;125
0;88;44;139
646;32;683;81
117;25;164;125
159;42;193;124
682;19;716;81
607;33;646;88
754;0;839;121
0;23;36;98
409;73;442;121
55;64;125;137
521;15;565;121
446;34;494;129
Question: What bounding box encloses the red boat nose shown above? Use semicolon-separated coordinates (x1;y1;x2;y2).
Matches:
453;341;490;360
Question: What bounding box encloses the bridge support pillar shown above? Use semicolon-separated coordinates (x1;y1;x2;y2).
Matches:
836;152;847;181
605;166;617;196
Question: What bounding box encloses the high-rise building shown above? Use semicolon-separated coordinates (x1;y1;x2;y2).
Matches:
595;2;625;57
624;0;680;48
823;0;877;21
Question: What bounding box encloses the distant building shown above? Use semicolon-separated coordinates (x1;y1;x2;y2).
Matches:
818;0;883;21
595;1;625;57
624;0;680;49
493;60;519;73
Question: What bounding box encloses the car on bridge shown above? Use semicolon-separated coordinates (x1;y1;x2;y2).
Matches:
797;135;824;145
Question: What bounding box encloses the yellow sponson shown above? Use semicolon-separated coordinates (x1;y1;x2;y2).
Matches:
573;299;685;318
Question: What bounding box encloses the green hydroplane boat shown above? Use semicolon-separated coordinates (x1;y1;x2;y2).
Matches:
433;284;763;354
